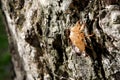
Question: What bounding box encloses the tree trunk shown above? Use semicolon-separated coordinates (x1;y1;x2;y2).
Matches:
1;0;120;80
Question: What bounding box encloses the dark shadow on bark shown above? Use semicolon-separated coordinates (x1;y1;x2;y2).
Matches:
112;71;120;80
25;27;40;47
52;34;64;65
69;0;89;12
52;34;70;79
85;16;116;80
45;65;54;80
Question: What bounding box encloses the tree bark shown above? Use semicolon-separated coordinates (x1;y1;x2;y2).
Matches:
1;0;120;80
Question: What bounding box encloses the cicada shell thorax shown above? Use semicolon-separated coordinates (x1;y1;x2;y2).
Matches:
69;21;86;54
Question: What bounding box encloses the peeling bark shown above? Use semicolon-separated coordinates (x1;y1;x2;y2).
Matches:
1;0;120;80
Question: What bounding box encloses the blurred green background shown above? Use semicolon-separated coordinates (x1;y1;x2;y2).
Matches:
0;9;11;80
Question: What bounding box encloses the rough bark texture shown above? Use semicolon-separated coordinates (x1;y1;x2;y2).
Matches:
1;0;120;80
